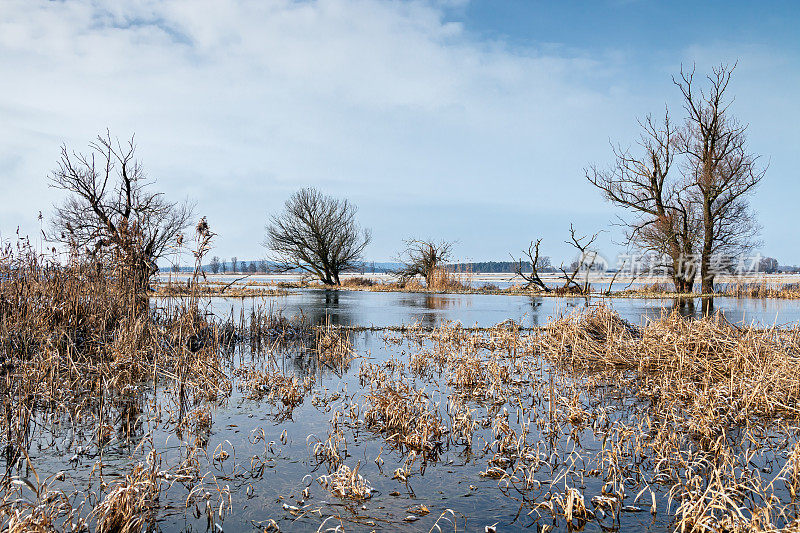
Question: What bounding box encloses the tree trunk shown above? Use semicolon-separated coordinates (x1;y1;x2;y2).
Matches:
700;199;715;294
683;274;696;293
671;255;695;294
671;264;685;293
672;277;690;294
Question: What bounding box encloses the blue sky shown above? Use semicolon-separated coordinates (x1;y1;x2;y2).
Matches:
460;1;799;55
0;0;798;266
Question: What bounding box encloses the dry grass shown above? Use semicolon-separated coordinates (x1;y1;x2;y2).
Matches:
152;280;286;297
359;307;800;531
309;422;348;470
1;236;243;531
523;306;800;530
362;365;446;458
426;267;470;292
717;281;800;299
235;364;311;408
314;320;355;369
340;276;376;288
317;463;374;500
0;240;232;418
0;452;88;532
617;281;676;296
92;452;162;533
536;305;800;420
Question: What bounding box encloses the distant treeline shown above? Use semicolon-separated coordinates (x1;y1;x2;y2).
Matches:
444;261;557;274
167;258;800;276
166;259;403;274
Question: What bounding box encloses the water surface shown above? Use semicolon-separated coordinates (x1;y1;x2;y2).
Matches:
202;289;800;329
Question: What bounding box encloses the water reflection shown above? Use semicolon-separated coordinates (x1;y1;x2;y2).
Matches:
672;297;696;317
668;297;721;319
318;290;341;325
297;289;346;326
529;297;543;327
202;291;800;329
702;297;714;316
397;294;463;328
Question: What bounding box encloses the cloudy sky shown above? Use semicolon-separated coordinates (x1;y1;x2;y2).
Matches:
1;0;798;265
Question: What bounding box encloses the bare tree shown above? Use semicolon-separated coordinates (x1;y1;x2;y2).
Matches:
675;63;765;293
558;225;600;294
395;239;454;287
587;111;700;293
511;239;551;292
231;256;238;273
587;64;765;294
49;131;193;291
264;188;371;285
209;256;221;274
759;257;778;274
512;228;598;294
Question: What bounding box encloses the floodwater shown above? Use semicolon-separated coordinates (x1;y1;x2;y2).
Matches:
204;289;800;329
8;290;800;532
13;331;683;532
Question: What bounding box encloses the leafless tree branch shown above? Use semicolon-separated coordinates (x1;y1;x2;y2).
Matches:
263;188;371;285
48;130;194;291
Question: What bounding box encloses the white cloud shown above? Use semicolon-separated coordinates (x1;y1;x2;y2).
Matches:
0;0;796;262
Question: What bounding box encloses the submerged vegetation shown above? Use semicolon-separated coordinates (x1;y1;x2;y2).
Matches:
5;225;800;531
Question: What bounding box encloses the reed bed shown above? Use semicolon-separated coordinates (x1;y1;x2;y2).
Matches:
0;238;302;530
314;319;355;370
9;230;800;532
361;364;447;458
349;308;800;531
525;307;800;531
339;276;376;288
152;280;287;298
234;364;312;409
717;281;800;299
536;305;800;420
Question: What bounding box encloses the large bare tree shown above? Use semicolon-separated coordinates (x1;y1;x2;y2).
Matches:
264;188;371;285
675;63;765;293
394;239;454;287
588;64;764;294
587;111;700;292
49;131;193;290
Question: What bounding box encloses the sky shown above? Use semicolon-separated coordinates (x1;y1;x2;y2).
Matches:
1;0;798;267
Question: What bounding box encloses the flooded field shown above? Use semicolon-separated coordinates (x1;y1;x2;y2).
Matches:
6;2;798;530
204;289;800;329
6;279;800;532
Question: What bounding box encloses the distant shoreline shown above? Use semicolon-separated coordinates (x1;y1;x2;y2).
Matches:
152;272;800;299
